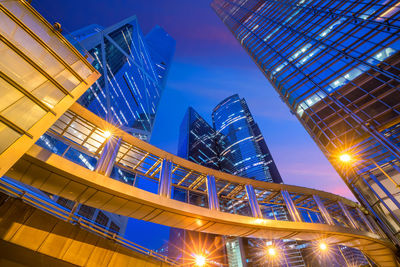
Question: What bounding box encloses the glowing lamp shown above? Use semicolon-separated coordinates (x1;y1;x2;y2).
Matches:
339;153;352;163
195;255;206;266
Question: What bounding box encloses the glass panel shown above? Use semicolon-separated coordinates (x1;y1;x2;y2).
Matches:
1;96;46;131
0;76;24;112
31;80;65;108
0;122;21;154
0;41;47;92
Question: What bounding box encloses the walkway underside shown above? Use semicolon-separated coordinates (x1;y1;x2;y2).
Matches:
0;193;171;267
6;145;398;266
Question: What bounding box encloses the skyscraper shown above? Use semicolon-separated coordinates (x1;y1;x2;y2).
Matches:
212;94;282;183
68;16;175;141
35;16;175;235
173;95;305;266
178;107;220;170
211;0;400;247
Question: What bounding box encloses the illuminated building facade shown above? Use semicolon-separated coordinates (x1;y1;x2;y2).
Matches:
212;94;282;183
211;0;400;247
35;16;175;235
68;16;175;141
173;96;305;266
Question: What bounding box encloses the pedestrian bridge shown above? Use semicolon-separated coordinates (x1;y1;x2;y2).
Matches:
5;103;398;266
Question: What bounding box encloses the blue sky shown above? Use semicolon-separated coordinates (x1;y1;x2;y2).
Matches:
34;0;353;250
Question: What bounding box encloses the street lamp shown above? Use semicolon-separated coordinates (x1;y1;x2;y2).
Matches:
267;247;277;257
103;130;112;139
339;153;352;163
319;242;328;251
194;254;206;266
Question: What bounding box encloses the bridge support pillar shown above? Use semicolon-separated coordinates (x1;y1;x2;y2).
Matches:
245;184;263;218
95;137;122;176
158;159;172;198
338;201;359;229
313;195;335;225
281;190;302;222
206;175;220;211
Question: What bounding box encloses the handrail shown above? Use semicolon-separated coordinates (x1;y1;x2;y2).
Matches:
0;177;178;265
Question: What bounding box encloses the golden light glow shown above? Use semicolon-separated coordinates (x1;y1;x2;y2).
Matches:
267;247;277;257
195;255;206;266
319;242;328;251
339;153;352;163
104;130;112;138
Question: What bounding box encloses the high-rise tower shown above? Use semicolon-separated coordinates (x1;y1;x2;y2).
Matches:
68;16;175;142
211;0;400;246
36;16;175;235
174;96;306;266
212;94;282;183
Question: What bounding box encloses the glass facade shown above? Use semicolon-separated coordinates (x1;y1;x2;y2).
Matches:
0;0;98;177
211;0;400;248
178;107;220;169
173;96;306;266
35;16;175;236
68;16;175;141
213;94;282;183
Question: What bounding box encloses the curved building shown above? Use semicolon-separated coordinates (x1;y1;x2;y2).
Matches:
212;94;282;183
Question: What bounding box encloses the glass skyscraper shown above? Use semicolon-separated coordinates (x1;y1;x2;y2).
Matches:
35;16;175;235
211;0;400;247
178;107;220;170
213;94;282;183
173;95;306;266
68;16;175;141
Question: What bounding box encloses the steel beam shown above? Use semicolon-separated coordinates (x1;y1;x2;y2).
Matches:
281;190;302;222
158;159;172;198
357;208;378;234
338;201;359;230
245;184;263;218
95;137;122;176
206;175;220;211
313;194;335;226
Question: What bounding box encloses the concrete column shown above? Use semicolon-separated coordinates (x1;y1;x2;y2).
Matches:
158;159;172;198
313;194;335;225
245;184;263;218
95;137;122;176
206;175;220;211
281;190;302;222
338;201;359;229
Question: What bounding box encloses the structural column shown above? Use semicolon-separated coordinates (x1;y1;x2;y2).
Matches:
95;137;122;176
313;195;335;225
245;184;263;218
338;201;359;229
206;175;220;211
158;159;172;198
281;190;302;222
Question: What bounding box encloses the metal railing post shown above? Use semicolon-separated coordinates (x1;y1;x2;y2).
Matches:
245;184;263;218
313;195;335;225
206;175;220;211
338;201;359;229
281;190;302;222
95;137;122;176
158;159;172;198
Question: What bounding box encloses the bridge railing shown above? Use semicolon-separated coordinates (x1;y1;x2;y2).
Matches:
34;104;383;237
0;176;178;265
